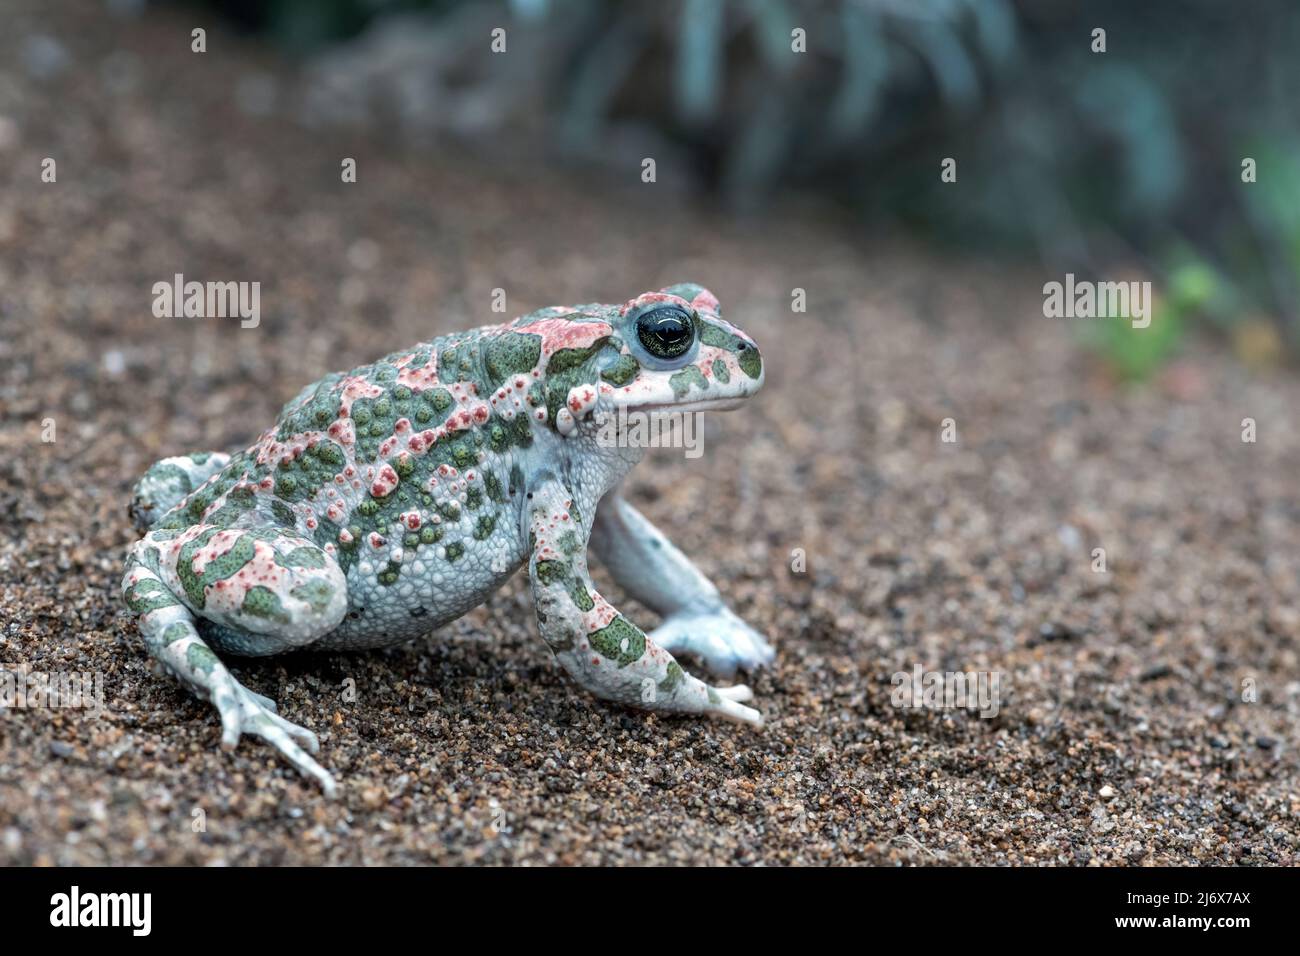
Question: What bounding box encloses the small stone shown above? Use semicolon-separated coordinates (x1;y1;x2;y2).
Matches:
1099;785;1116;800
1139;663;1172;682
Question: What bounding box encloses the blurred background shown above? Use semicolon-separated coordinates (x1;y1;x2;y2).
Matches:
170;0;1300;378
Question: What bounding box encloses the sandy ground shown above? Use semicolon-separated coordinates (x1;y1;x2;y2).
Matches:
1;2;1298;865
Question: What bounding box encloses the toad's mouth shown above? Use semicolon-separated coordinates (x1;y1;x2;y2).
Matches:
619;397;747;415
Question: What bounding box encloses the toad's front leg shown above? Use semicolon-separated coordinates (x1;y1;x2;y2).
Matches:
590;493;774;677
526;477;762;727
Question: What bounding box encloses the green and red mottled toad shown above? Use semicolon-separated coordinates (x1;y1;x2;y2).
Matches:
123;284;771;794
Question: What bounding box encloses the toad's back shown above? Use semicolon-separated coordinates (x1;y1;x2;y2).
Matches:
149;324;546;650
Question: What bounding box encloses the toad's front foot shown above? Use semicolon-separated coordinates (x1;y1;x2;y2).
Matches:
650;607;775;679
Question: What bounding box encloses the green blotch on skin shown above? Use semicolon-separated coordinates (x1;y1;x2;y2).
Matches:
186;643;220;676
271;499;297;528
488;423;509;453
444;541;465;562
484;472;505;503
544;338;614;425
659;661;685;693
185;488;215;522
711;358;730;384
556;530;580;556
698;321;760;379
699;322;741;350
378;560;402;586
509;412;533;448
274;372;345;441
600;354;639;387
473;513;496;540
420;525;442;544
568;579;594;611
125;578;180;615
438;501;461;522
313;440;346;468
669;364;707;398
177;530;256;610
588;616;646;666
241;585;291;623
483;332;542;387
161;621;190;645
292;579;337;612
208;485;256;527
439;347;467;382
350;391;401;463
535;559;568;586
452;445;475;469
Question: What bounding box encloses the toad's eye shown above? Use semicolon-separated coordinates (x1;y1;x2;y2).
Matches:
636;306;695;360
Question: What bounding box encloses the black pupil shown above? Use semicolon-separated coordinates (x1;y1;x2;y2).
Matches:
637;307;695;359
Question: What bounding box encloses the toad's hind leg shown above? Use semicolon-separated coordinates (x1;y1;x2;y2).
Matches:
122;526;348;794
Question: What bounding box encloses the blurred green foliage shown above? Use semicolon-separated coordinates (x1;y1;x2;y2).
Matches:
196;0;1300;366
